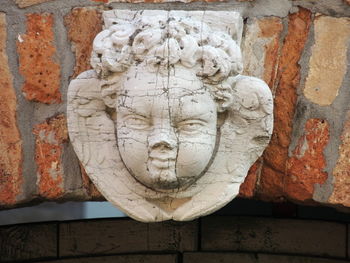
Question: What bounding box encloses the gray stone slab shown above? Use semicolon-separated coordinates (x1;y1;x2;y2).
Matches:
0;223;57;262
258;254;350;263
201;216;346;258
183;253;350;263
36;254;177;263
183;252;259;263
59;219;197;257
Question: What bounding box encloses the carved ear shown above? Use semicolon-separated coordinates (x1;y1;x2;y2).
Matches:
100;82;118;108
232;76;273;119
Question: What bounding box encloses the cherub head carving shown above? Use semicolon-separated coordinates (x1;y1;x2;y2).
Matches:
67;10;273;222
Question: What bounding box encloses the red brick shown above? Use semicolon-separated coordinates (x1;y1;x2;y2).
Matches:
258;18;283;88
0;14;23;206
239;158;262;198
64;8;103;78
81;164;103;199
33;115;68;199
17;13;61;104
285;119;329;202
258;8;312;201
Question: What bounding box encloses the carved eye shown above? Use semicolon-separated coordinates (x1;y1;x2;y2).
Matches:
177;119;206;134
123;115;150;130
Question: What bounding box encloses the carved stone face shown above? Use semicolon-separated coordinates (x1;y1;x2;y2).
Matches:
115;65;217;191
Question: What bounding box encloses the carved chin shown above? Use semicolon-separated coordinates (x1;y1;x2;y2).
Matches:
147;165;179;191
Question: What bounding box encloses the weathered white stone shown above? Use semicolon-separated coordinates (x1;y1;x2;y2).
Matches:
67;10;273;222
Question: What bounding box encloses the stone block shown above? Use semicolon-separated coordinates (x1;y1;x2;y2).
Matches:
201;216;346;257
183;252;258;263
0;223;57;262
304;16;350;106
33;114;68;199
259;8;312;201
37;254;178;263
17;13;61;104
59;219;197;257
184;253;350;263
258;254;349;263
0;13;23;206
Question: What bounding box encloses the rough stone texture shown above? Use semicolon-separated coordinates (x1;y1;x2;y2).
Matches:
202;216;346;257
33;114;68;199
17;13;61;104
65;8;103;78
15;0;54;7
243;17;283;87
0;223;57;262
37;254;178;263
258;8;312;201
0;13;23;206
329;112;350;207
59;219;197;257
303;16;350;106
285;119;330;202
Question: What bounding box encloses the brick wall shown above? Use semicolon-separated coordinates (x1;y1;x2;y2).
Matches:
0;0;349;210
1;215;350;262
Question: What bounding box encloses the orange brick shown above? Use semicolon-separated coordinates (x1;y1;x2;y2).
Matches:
239;158;262;198
0;14;23;206
329;112;350;206
258;8;312;201
17;13;61;104
33;115;68;199
285;119;330;202
65;8;103;78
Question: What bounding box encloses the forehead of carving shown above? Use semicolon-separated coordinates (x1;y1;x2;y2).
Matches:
117;66;216;120
119;65;205;98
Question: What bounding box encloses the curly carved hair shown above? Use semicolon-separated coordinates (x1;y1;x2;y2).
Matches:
91;14;243;83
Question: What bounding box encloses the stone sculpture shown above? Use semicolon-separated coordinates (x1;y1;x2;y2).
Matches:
67;10;273;222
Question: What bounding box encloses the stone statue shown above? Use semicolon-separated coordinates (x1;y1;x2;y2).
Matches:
67;10;273;222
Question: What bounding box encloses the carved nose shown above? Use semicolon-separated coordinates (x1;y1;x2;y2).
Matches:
148;129;177;150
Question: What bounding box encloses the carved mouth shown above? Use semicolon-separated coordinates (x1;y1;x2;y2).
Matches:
148;157;176;169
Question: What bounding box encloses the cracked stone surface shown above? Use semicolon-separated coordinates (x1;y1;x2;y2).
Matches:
67;10;273;222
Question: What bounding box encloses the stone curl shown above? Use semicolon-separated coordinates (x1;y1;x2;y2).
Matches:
91;15;243;82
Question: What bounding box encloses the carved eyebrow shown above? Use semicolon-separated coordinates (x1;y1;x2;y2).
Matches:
175;111;214;123
117;106;150;119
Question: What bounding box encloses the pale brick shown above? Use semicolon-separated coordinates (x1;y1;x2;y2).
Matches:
304;16;350;106
0;13;23;206
15;0;54;7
